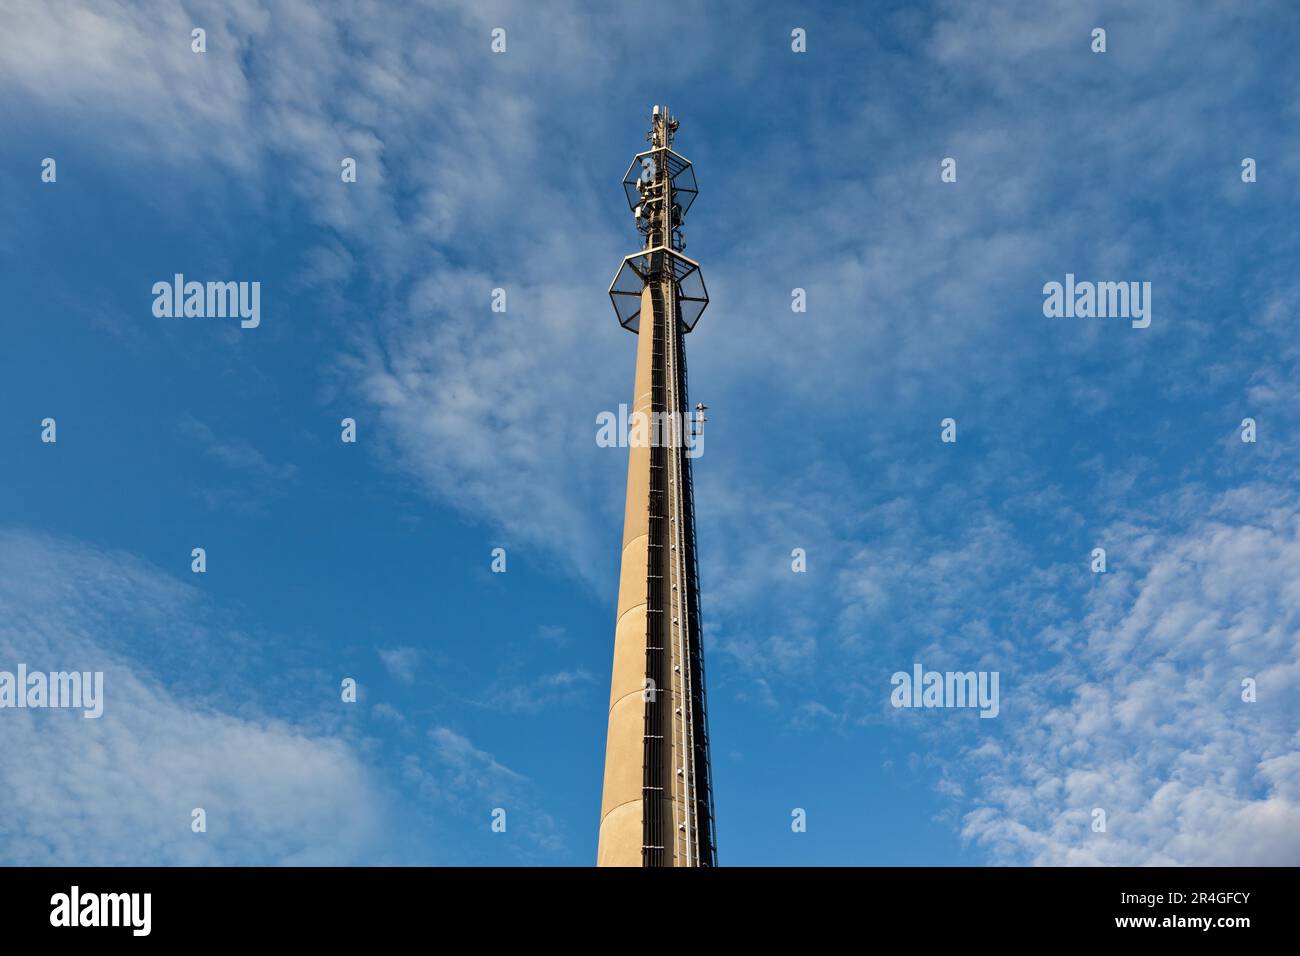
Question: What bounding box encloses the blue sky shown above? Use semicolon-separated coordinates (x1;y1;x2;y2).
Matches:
2;0;1299;865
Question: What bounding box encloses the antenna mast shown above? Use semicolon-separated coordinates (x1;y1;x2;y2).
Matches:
600;107;716;867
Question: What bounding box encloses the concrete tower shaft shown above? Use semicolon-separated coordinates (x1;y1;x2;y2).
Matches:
599;107;716;867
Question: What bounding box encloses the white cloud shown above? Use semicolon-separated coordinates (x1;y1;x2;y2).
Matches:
479;668;594;714
378;646;420;686
0;528;389;865
178;414;299;484
403;725;565;856
957;486;1300;864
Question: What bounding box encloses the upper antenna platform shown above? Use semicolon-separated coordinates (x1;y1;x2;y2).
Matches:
608;106;708;333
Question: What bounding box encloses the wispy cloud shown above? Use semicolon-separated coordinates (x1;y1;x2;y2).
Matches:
479;668;595;714
956;485;1300;864
179;414;299;483
378;646;421;686
403;725;565;857
0;528;390;865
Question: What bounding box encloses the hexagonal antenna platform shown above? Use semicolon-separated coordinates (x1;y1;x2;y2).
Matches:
609;246;709;334
621;149;699;217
